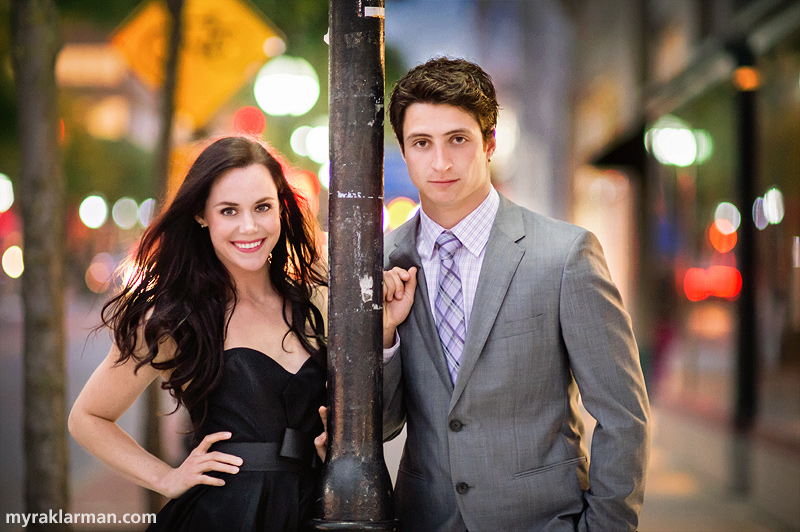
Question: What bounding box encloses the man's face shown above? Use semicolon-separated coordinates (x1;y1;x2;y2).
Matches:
401;102;496;228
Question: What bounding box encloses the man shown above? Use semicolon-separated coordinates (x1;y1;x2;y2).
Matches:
381;57;650;531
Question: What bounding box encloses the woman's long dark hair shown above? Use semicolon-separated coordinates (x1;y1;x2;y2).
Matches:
102;136;327;425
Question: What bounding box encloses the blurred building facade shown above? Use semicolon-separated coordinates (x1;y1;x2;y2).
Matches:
474;0;800;528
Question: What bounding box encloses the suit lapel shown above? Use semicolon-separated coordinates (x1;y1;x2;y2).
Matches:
387;215;454;392
450;197;526;408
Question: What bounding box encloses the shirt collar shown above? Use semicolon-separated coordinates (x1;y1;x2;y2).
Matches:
418;187;500;260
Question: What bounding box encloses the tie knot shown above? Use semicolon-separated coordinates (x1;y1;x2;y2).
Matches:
435;231;462;260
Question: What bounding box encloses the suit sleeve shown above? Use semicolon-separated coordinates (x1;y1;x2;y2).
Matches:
559;231;651;532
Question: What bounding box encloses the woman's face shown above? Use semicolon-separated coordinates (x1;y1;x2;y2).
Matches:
196;163;282;277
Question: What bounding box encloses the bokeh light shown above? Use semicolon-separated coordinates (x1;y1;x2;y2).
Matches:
752;197;769;230
85;252;115;293
86;96;129;140
714;202;740;233
763;187;785;224
646;115;698;167
79;195;108;229
305;125;329;164
0;173;13;212
709;220;737;253
2;245;24;278
232;106;266;135
262;36;286;57
290;126;312;157
684;265;742;302
254;56;320;116
386;197;418;231
694;130;714;164
318;161;330;190
112;197;139;230
733;66;761;91
139;198;156;228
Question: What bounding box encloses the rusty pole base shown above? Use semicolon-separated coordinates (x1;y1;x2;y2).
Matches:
305;518;399;531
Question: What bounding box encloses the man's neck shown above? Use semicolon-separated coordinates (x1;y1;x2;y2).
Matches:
421;188;492;229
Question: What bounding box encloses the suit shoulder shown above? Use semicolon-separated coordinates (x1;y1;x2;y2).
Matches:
500;197;589;244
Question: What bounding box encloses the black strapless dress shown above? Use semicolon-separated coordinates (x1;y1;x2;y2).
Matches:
147;347;326;532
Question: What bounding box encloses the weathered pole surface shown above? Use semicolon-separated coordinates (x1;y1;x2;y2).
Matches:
308;0;397;530
10;1;70;529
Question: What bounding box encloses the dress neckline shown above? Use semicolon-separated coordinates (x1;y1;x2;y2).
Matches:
224;346;315;376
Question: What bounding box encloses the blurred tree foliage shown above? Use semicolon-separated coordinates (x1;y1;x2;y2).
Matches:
0;0;407;207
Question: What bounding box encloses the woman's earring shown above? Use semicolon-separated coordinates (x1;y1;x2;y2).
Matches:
199;222;207;228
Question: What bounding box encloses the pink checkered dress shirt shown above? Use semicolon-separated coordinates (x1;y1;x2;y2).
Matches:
416;188;500;328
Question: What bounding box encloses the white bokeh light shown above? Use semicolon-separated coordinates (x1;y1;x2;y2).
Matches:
646;115;698;167
714;202;741;234
79;195;108;229
112;197;139;230
254;56;320;117
306;126;329;164
763;188;785;225
290;126;312;157
2;245;23;278
752;197;769;230
138;198;156;228
318;161;330;190
0;173;13;212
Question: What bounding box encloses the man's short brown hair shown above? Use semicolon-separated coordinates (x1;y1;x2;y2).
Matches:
389;57;499;149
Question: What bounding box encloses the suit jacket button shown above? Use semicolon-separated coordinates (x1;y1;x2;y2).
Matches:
449;419;463;432
456;482;470;494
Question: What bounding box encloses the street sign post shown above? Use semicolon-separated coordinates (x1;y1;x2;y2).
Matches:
112;0;283;129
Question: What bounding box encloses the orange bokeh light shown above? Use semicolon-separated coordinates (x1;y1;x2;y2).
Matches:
733;66;760;91
708;219;737;253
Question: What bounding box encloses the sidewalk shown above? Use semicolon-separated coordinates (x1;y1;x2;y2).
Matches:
637;407;796;532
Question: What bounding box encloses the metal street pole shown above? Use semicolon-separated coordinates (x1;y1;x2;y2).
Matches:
307;0;397;530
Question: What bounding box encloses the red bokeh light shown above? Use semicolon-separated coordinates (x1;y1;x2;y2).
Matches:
683;265;742;302
232;106;266;135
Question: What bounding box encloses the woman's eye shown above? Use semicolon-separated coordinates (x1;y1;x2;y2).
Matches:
221;207;236;216
256;203;271;213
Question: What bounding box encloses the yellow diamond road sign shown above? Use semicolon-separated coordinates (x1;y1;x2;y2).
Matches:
112;0;283;129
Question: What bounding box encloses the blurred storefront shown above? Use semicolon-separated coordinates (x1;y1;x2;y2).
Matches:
575;0;800;528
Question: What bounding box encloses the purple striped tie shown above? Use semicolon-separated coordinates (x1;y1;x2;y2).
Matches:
434;231;466;385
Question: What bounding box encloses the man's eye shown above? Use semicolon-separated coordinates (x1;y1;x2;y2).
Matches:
452;136;467;144
414;140;428;148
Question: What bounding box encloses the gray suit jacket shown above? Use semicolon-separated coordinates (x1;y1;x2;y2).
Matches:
383;195;650;532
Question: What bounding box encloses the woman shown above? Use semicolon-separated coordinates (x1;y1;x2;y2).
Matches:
69;136;329;531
